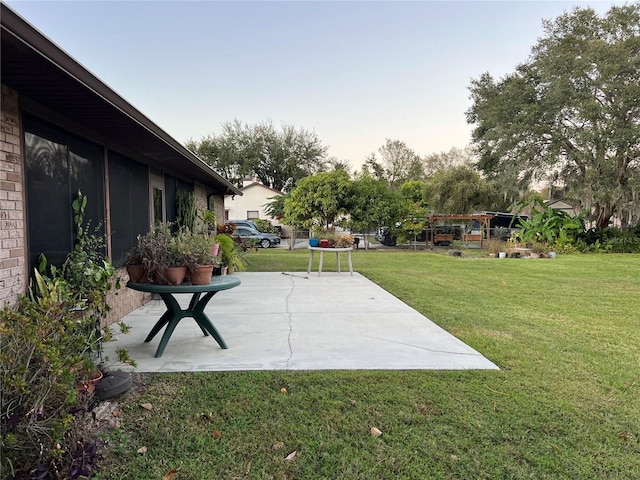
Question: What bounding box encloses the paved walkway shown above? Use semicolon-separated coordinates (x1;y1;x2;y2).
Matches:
102;272;498;372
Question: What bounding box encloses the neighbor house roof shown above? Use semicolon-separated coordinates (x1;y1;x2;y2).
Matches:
0;3;241;196
239;181;284;196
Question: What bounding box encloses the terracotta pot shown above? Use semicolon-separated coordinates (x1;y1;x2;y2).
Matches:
126;264;146;283
164;266;187;286
77;370;103;397
189;265;214;285
90;370;104;386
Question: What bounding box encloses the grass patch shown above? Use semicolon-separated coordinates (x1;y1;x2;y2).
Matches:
97;250;640;479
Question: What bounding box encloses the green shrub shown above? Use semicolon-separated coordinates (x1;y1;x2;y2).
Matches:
253;218;278;234
215;233;247;272
578;227;640;253
0;294;89;476
1;190;125;477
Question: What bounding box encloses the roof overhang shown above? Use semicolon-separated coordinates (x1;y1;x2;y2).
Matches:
0;3;241;196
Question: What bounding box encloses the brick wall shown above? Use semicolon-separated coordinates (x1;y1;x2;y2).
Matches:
103;267;152;325
195;182;225;225
0;84;25;306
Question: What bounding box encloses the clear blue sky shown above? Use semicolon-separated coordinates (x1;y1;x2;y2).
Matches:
4;0;627;168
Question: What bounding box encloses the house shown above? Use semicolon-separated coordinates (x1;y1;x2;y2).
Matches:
544;199;577;217
224;178;284;227
0;4;241;318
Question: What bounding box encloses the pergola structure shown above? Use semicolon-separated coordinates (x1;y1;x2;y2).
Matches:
426;214;494;248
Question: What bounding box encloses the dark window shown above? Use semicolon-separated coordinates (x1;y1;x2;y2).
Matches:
108;151;149;266
24;115;104;271
165;175;177;225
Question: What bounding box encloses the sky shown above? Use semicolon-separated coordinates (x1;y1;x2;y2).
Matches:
4;0;629;168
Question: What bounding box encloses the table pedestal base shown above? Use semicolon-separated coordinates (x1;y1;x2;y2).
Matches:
144;291;227;358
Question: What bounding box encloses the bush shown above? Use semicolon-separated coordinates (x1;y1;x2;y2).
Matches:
0;294;91;477
483;238;507;255
1;190;124;477
253;218;278;234
578;227;640;253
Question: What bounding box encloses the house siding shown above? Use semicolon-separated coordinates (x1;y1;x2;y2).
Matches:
225;181;283;225
0;84;26;306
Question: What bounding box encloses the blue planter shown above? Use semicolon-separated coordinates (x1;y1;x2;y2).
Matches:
309;238;320;247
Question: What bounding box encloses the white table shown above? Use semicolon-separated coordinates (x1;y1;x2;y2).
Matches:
307;246;353;276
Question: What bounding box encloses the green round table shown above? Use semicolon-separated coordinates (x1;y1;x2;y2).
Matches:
127;276;241;358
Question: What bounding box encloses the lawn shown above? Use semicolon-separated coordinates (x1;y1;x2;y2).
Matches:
96;250;640;479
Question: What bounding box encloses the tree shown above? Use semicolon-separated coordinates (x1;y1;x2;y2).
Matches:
424;165;505;213
467;4;640;228
396;181;429;248
186;119;254;186
283;170;352;231
346;174;402;249
423;146;476;176
186;119;328;191
364;139;424;187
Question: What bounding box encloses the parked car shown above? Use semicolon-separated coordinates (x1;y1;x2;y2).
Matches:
226;219;259;231
375;227;397;246
233;226;281;248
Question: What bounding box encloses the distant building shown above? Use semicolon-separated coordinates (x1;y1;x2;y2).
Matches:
224;179;284;226
544;199;577;216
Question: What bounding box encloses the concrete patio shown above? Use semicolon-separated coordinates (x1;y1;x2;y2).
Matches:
102;272;499;372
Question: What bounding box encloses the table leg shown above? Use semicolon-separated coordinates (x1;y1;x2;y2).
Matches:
307;250;314;274
318;251;324;275
146;291;228;358
347;250;353;275
144;294;181;343
336;251;341;273
188;293;209;336
192;291;227;349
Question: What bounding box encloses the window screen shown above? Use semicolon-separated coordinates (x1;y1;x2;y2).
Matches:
23;115;104;271
108;151;149;266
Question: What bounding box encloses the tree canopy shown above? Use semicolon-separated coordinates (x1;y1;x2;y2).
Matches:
282;170;352;230
346;174;402;237
424;165;507;214
467;4;640;228
362;139;424;187
186;119;328;191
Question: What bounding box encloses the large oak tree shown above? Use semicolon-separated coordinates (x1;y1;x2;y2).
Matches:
467;4;640;228
186;119;328;192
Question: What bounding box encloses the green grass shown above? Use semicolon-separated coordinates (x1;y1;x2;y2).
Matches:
97;250;640;479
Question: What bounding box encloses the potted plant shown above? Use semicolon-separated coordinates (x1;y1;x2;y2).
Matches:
185;232;217;285
336;234;354;248
319;231;337;248
123;238;146;283
137;224;173;284
215;232;246;273
165;230;189;285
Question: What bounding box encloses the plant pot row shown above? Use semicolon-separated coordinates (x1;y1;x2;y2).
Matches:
126;263;226;286
309;238;354;248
